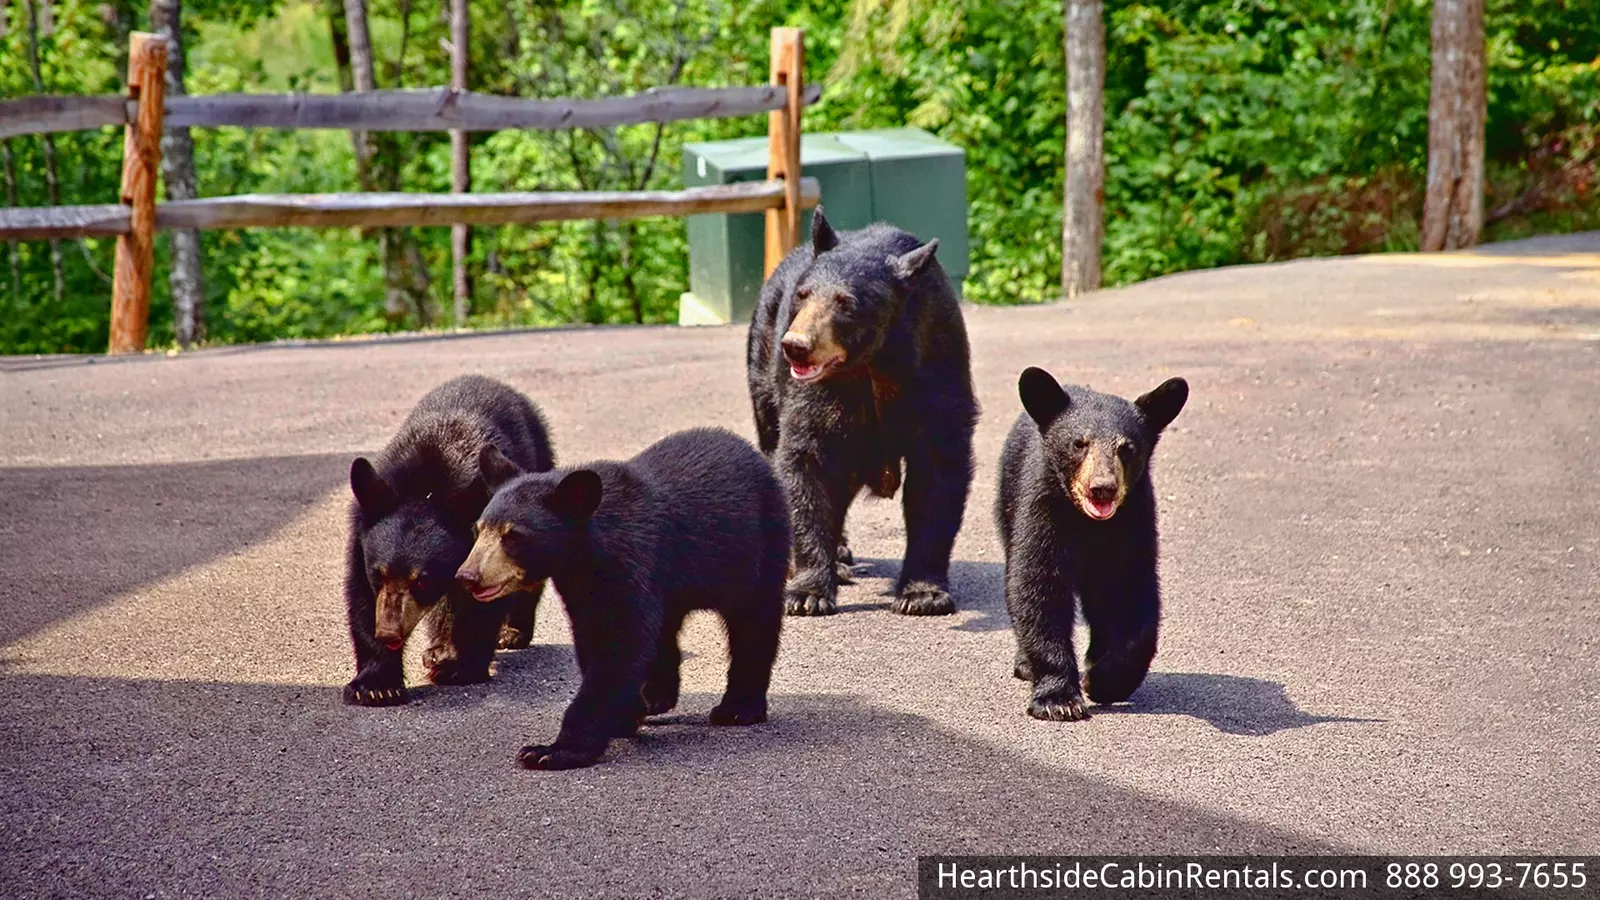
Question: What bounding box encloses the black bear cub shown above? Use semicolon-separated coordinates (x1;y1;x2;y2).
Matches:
996;367;1188;721
457;427;789;770
747;208;977;617
343;375;553;707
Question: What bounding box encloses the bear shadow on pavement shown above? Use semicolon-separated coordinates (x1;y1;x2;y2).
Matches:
0;454;349;645
1091;672;1384;737
0;673;1349;899
851;557;1370;738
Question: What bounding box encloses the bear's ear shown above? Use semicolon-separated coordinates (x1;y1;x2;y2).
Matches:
1136;377;1189;432
350;458;396;517
811;206;839;253
546;469;603;521
887;238;939;281
478;444;524;492
1018;367;1071;427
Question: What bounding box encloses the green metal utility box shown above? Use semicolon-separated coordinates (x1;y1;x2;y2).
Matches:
679;127;967;326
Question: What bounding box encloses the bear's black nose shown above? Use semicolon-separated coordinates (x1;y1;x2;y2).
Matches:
455;568;480;592
781;334;813;364
1087;483;1118;504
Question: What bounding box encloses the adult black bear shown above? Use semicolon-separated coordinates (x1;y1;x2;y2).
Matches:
996;367;1188;721
343;375;553;707
456;427;789;770
747;208;977;617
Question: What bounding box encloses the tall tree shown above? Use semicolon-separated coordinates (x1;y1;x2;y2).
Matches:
339;0;432;325
151;0;205;346
1421;0;1485;251
449;0;470;325
1061;0;1104;298
24;0;65;304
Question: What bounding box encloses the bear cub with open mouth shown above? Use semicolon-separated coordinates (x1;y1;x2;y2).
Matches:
996;367;1188;721
343;375;553;707
457;427;789;770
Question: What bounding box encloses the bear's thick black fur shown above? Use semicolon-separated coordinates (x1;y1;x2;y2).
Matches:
747;209;977;617
458;427;789;770
343;375;554;707
996;367;1188;721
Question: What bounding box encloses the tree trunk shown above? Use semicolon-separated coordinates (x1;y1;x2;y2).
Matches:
1421;0;1485;251
151;0;205;346
25;0;65;304
2;139;19;301
340;0;430;324
449;0;471;326
1061;0;1104;299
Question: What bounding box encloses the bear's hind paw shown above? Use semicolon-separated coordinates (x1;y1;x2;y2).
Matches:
427;659;491;686
516;744;602;771
891;581;955;616
497;625;532;650
785;587;838;617
709;699;768;726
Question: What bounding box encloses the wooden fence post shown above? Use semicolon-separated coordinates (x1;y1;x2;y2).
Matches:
763;27;803;278
108;32;167;355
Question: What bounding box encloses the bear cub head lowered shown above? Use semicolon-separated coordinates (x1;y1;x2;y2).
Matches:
1018;366;1188;521
350;457;483;649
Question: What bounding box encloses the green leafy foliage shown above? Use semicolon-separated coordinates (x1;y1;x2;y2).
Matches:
1;0;1596;351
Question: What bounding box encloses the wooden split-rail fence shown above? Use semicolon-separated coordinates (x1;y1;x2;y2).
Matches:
0;28;817;353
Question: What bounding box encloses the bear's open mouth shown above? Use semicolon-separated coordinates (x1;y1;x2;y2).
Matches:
469;581;511;602
1079;495;1118;520
382;638;403;650
790;359;839;383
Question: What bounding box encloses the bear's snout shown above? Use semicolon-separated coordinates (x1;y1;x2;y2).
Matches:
781;333;813;365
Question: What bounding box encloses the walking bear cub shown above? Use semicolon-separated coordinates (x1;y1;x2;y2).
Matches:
996;367;1188;721
343;375;553;707
456;427;789;771
747;208;978;617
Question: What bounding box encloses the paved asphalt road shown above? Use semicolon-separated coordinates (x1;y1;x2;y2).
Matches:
2;234;1597;898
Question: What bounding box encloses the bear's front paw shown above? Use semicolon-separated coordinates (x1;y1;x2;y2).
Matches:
343;679;409;707
1027;690;1091;722
516;744;602;771
497;624;532;650
891;581;955;616
709;698;768;726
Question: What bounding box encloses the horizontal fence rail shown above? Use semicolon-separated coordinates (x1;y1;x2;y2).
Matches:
0;178;822;241
0;83;823;140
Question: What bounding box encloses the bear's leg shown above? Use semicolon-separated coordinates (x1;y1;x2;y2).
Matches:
343;545;408;706
777;440;852;616
641;607;688;717
498;582;543;650
519;594;659;771
710;598;781;727
428;591;503;685
1012;647;1033;682
835;531;856;584
893;426;972;616
1006;540;1089;721
1081;568;1160;705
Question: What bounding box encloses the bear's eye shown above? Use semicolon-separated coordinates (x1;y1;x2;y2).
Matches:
795;286;813;301
1119;442;1138;457
1073;437;1091;450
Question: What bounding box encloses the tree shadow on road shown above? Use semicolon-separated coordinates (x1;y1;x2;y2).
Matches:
1095;672;1383;736
0;671;1347;899
0;454;348;646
